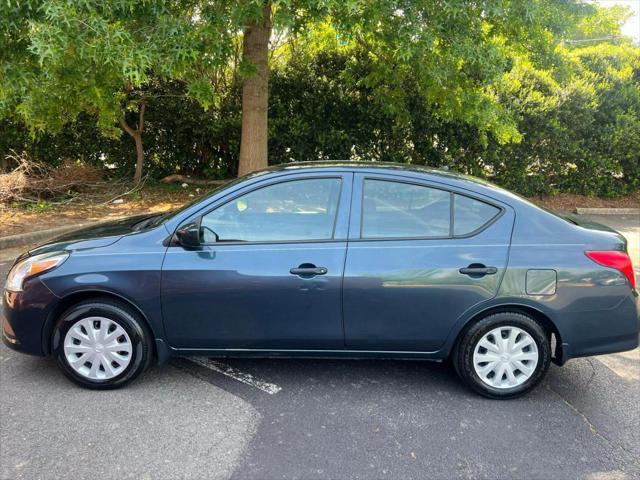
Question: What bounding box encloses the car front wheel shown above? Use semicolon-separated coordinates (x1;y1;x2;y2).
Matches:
51;298;152;389
453;312;551;399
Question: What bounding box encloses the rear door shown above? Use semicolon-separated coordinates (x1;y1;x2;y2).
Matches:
343;173;514;351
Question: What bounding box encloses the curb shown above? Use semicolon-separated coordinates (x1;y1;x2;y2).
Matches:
574;207;639;215
0;222;99;250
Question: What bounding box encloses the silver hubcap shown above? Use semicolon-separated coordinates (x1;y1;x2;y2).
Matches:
473;326;539;389
63;317;132;380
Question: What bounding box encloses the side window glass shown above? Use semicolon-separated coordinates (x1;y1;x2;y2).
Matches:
453;194;500;236
200;178;341;242
361;179;451;238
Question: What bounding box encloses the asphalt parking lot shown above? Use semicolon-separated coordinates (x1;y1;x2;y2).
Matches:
1;214;639;480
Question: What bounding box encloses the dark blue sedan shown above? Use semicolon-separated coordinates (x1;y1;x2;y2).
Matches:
3;163;638;398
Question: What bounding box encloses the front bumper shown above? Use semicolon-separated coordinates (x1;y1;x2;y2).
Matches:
2;277;58;356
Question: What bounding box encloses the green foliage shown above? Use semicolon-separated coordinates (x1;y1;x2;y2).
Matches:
3;0;591;138
1;0;236;136
479;38;640;197
268;32;640;197
567;2;633;42
1;80;241;179
1;0;639;196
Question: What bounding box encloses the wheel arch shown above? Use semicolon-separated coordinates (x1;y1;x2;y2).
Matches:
450;304;563;365
42;289;156;357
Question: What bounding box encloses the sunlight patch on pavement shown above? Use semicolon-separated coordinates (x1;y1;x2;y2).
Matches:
186;357;282;395
595;349;640;381
585;470;629;480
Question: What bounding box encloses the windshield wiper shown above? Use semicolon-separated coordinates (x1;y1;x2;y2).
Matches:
132;213;165;231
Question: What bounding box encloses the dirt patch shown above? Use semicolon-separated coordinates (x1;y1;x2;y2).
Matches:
0;184;215;237
529;192;639;211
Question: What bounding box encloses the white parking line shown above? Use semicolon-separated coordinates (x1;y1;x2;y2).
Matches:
186;357;282;395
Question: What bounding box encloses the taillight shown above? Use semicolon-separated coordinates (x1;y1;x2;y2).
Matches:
585;251;636;290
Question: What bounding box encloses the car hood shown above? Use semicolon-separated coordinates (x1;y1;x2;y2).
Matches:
27;214;160;256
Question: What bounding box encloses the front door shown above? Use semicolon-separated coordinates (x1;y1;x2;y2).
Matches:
343;174;514;351
162;173;352;350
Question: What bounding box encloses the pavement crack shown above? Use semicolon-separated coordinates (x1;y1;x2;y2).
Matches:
546;383;598;434
545;383;639;467
585;358;597;386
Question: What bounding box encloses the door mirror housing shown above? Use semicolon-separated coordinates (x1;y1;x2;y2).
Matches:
175;222;201;247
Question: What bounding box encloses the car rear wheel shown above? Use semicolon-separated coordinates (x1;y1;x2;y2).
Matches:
453;312;551;399
52;299;152;389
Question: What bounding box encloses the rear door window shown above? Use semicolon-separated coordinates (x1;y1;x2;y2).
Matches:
361;179;451;238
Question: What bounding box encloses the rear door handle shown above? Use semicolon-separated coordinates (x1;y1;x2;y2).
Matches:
290;266;328;276
459;265;497;276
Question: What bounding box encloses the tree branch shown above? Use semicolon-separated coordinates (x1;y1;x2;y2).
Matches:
138;102;146;133
160;174;229;186
120;101;146;136
119;117;136;137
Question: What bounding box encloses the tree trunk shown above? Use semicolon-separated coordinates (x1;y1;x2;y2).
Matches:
119;102;146;183
237;3;272;177
133;132;144;184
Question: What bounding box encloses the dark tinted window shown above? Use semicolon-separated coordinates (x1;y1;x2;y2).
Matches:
453;194;500;236
362;180;450;238
201;178;341;242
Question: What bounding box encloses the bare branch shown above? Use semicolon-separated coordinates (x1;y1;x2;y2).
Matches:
160;174;229;186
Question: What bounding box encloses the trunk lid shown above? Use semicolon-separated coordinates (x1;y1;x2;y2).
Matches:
560;214;628;251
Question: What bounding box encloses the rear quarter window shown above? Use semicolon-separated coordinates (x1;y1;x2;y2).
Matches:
453;194;500;236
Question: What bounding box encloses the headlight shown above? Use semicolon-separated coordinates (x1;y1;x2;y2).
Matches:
5;251;69;292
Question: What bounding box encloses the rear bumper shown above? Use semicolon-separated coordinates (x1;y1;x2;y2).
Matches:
556;290;640;364
2;277;58;357
558;334;639;365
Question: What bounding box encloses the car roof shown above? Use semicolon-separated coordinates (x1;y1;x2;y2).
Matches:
259;161;503;191
256;161;551;214
264;160;457;176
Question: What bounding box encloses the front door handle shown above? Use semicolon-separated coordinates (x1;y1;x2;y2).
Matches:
290;265;328;276
459;264;497;276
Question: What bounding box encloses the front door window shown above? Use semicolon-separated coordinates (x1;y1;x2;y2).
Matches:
201;178;342;243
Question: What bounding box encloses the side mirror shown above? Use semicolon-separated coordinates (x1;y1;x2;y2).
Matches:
175;222;201;248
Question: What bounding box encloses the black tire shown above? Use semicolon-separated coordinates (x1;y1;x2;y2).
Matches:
452;312;551;399
51;298;152;389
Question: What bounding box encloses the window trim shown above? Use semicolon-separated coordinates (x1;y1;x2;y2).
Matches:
357;176;505;241
196;176;344;245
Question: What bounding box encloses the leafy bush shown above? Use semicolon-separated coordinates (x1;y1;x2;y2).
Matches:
2;36;639;197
